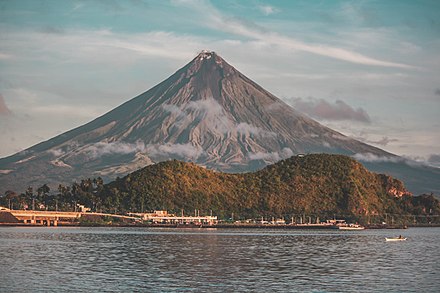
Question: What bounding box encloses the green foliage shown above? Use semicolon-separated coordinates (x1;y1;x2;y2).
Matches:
3;155;438;223
98;155;437;220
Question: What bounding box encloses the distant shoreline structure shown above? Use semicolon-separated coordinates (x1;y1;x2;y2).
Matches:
0;209;414;229
0;222;424;228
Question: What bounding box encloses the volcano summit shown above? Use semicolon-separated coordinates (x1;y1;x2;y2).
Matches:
0;51;439;194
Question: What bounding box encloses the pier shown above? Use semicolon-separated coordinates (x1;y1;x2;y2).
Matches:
0;208;139;226
0;208;217;226
7;210;81;226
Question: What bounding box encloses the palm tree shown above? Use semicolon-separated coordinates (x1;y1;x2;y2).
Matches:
26;187;35;210
5;190;17;209
37;184;50;210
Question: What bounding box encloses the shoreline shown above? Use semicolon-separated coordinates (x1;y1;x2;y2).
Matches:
2;222;438;228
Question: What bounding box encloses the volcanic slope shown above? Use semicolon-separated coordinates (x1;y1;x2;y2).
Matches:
0;51;438;194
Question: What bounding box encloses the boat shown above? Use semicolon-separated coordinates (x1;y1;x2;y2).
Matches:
336;223;365;230
327;219;365;230
385;236;407;242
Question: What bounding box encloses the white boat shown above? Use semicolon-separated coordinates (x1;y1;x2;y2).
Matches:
336;223;365;230
385;237;407;242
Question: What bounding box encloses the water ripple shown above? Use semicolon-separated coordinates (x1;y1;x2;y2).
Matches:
0;227;439;292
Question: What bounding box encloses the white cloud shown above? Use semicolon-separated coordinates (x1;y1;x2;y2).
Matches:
428;154;440;164
186;98;233;133
248;151;280;162
322;141;331;148
164;101;277;137
281;147;294;158
236;122;276;137
427;154;440;168
248;147;293;162
162;104;185;117
352;152;430;168
0;27;200;70
81;141;146;159
289;97;371;123
186;98;223;114
353;153;401;163
366;136;399;146
353;152;440;170
174;0;415;69
47;148;66;157
258;5;278;16
50;159;72;168
329;133;353;141
165;99;278;137
147;143;204;159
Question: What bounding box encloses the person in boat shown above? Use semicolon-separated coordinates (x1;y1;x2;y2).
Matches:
399;235;403;239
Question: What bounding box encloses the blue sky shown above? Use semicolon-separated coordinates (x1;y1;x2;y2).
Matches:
0;0;439;166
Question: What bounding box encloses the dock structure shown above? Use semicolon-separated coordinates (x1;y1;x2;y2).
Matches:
4;210;82;226
128;210;218;225
1;208;139;226
1;207;217;226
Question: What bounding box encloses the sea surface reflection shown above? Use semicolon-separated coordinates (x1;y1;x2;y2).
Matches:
1;227;439;292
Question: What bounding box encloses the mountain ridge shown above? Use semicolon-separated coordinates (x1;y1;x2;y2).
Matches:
0;51;438;194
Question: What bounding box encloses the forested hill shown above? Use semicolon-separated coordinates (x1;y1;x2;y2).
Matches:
103;154;437;219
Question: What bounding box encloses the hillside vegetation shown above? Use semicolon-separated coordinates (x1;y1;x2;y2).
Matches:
2;154;438;223
102;154;437;221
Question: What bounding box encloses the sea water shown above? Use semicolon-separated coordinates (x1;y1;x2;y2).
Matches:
0;227;438;292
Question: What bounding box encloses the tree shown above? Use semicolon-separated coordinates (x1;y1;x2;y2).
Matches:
37;184;51;210
5;190;17;209
26;187;35;210
37;184;50;199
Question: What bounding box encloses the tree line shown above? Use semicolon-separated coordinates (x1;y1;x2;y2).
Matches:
1;155;440;225
1;177;105;212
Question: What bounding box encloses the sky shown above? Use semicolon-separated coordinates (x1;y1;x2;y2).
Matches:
0;0;439;167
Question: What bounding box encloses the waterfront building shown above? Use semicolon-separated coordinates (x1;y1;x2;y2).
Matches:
128;210;218;225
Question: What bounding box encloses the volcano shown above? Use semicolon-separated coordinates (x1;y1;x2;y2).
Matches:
0;51;439;194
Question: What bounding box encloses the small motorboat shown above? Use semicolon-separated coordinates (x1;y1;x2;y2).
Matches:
385;236;407;242
336;223;365;230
